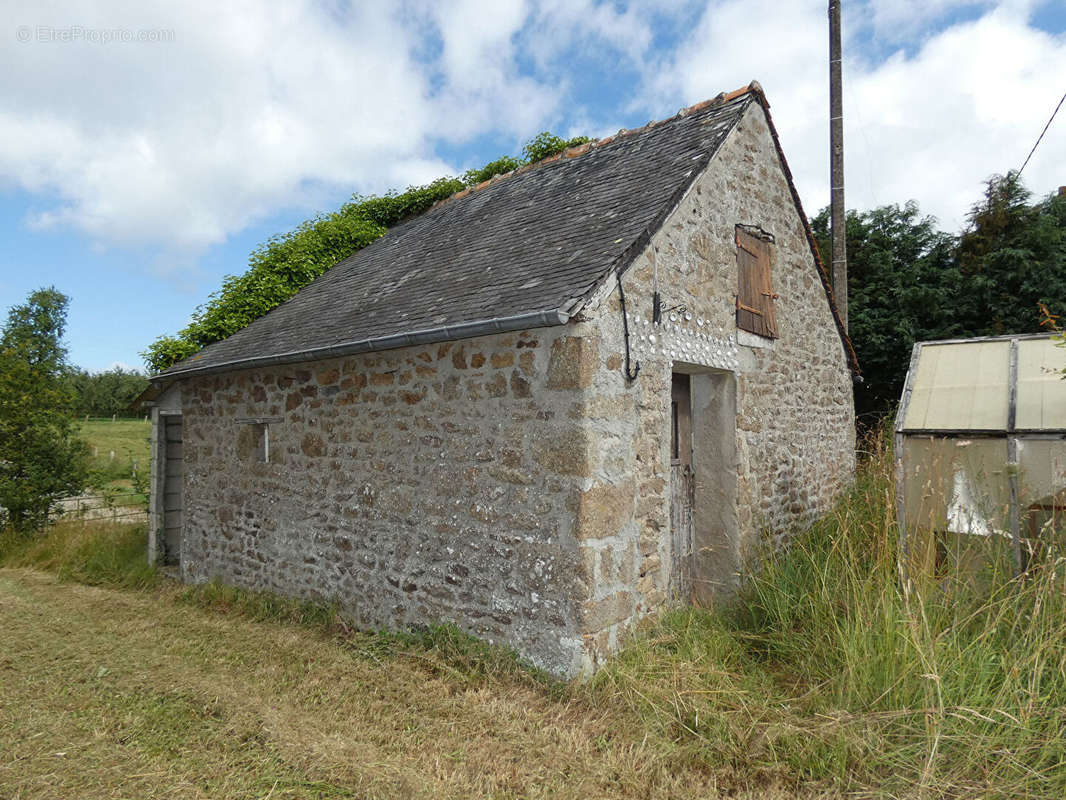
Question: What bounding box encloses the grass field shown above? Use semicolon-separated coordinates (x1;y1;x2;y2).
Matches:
74;418;152;497
3;436;1066;798
77;417;152;475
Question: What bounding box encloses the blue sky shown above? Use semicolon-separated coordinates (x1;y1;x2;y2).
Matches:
1;0;1064;372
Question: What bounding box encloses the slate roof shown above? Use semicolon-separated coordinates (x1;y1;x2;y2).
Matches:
162;84;858;378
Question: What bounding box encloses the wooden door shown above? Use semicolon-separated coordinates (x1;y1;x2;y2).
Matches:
670;374;694;599
162;415;183;566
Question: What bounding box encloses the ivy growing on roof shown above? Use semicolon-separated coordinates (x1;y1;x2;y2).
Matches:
142;132;591;373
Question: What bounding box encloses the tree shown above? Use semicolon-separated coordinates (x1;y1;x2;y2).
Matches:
812;203;960;421
67;367;150;418
0;288;88;530
955;171;1066;336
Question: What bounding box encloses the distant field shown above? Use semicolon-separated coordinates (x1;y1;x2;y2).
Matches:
77;418;152;475
75;418;152;495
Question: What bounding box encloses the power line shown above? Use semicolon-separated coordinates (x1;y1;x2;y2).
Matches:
1019;90;1066;176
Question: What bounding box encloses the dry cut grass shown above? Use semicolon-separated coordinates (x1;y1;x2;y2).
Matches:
0;527;801;800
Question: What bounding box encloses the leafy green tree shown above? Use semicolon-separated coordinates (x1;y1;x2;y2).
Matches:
955;172;1066;335
812;203;960;421
815;175;1066;424
0;288;88;530
143;132;592;373
67;367;150;418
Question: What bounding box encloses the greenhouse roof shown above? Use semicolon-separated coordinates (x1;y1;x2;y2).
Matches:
898;334;1066;434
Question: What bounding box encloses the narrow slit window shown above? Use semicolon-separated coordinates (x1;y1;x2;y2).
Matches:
671;401;680;463
254;423;268;463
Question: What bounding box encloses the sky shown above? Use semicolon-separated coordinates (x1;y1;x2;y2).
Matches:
1;0;1064;372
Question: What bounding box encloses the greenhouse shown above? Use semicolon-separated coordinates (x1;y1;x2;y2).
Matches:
895;333;1066;574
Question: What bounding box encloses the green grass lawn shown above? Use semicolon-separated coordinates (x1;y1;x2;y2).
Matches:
77;418;152;473
76;418;152;493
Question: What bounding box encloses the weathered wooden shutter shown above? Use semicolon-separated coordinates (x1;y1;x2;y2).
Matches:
735;229;778;338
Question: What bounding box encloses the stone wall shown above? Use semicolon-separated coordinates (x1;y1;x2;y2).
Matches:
178;326;607;677
168;100;855;677
571;101;856;667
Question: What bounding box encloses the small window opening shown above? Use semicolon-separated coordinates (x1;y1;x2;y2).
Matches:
253;423;268;463
237;416;282;464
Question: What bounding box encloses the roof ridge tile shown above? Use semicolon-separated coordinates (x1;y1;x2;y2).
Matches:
429;82;763;214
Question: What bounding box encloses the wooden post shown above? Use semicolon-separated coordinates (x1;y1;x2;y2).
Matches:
829;0;847;331
1007;440;1023;576
895;431;909;582
148;407;163;565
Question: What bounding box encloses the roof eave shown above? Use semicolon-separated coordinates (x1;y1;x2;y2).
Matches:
156;308;571;381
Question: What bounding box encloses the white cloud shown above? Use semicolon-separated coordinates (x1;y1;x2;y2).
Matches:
0;0;557;262
421;0;561;141
638;0;1066;231
856;0;996;44
1;0;1063;265
525;0;655;65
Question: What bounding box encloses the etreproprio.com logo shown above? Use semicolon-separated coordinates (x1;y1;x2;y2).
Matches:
16;25;175;44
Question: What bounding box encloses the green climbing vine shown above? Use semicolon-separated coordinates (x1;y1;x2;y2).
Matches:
143;132;590;373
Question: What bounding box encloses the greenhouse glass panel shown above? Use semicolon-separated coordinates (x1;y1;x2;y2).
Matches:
901;437;1010;535
1016;338;1066;430
902;341;1010;431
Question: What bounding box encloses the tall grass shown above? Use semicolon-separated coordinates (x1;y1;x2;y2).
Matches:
5;434;1065;796
0;521;158;589
593;432;1066;797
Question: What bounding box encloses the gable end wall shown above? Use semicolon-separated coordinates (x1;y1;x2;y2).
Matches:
573;101;856;667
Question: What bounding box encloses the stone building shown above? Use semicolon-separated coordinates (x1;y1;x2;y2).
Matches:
146;82;859;677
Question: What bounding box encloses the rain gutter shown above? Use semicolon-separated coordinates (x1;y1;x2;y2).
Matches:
153;309;571;382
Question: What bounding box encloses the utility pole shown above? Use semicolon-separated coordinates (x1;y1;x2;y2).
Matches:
829;0;847;331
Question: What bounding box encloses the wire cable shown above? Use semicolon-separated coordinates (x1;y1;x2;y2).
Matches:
1019;90;1066;176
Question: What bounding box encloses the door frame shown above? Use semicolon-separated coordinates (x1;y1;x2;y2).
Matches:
670;373;695;598
148;408;183;566
670;365;739;602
